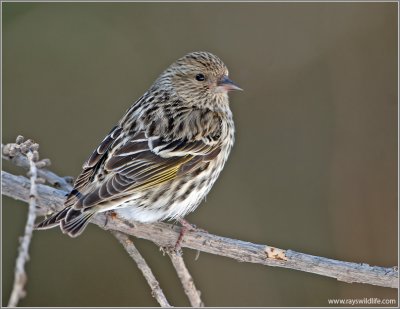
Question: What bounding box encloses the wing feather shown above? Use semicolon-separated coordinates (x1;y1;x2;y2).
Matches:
65;109;223;210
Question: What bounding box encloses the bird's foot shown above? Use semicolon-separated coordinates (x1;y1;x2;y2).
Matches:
103;210;118;228
174;219;207;251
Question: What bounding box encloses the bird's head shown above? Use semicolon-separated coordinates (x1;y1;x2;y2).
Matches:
161;51;242;108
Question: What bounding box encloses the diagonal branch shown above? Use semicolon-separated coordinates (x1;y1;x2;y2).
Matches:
167;249;204;307
2;170;398;289
111;231;171;307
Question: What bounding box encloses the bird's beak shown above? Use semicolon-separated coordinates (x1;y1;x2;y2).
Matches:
217;76;243;92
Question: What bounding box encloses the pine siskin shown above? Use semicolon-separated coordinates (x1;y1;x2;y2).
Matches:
36;51;242;237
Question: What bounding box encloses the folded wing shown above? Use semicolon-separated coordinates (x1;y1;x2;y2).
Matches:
65;109;222;210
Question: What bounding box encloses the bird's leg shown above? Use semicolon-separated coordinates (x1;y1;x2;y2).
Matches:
109;210;118;220
174;219;193;251
174;219;208;251
103;210;118;228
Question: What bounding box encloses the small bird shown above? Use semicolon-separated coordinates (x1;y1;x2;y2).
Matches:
36;51;242;237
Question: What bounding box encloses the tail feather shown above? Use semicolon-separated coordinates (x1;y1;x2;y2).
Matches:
35;207;95;237
35;207;70;230
60;211;95;237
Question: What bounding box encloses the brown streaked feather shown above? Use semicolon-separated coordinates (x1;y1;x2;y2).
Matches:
60;210;95;237
65;125;123;207
65;111;222;210
75;153;194;208
85;126;123;168
34;207;70;229
65;84;222;209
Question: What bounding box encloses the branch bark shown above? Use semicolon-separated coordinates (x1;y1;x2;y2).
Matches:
2;143;72;191
7;149;39;307
167;250;204;307
2;170;398;289
111;231;171;307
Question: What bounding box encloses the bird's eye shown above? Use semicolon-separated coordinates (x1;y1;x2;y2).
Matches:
195;74;205;81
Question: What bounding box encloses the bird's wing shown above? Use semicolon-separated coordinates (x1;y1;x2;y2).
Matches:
65;111;222;209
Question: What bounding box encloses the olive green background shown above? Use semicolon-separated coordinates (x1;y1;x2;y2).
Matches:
2;2;398;307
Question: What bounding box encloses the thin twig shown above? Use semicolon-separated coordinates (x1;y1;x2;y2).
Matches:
2;170;398;289
2;143;73;191
7;148;39;307
111;231;171;307
167;250;204;307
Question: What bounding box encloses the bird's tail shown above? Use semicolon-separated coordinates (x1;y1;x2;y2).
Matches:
35;207;95;237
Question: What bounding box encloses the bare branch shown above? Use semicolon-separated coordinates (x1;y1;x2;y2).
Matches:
2;171;66;216
2;143;73;191
111;231;171;307
7;142;40;307
2;170;398;289
4;139;173;307
167;250;204;307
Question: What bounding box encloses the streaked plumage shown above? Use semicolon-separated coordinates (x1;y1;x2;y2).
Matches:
36;51;241;237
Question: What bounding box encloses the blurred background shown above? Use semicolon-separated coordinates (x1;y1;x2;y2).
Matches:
2;2;398;307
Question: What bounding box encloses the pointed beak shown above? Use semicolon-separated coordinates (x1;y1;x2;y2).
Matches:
217;76;243;92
